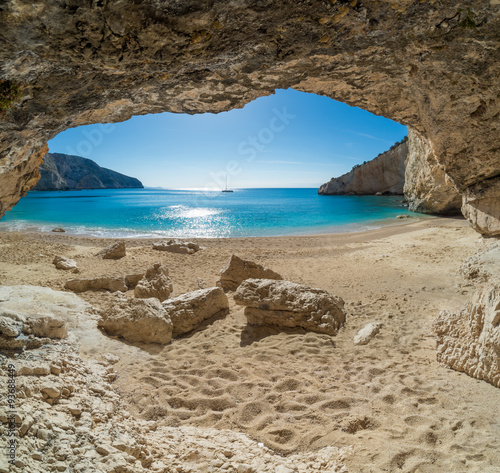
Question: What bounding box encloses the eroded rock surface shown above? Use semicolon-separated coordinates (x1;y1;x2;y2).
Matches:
319;138;407;196
98;298;173;344
134;263;173;302
217;255;283;292
153;240;201;254
53;255;77;271
234;279;346;335
96;242;126;260
163;287;229;336
65;273;142;293
0;2;499;233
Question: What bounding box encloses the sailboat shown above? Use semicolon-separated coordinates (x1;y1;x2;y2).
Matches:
222;174;233;193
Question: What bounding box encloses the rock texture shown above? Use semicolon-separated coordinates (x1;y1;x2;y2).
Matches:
319;138;408;196
0;1;499;233
52;255;77;271
134;263;173;302
99;298;173;344
404;129;462;215
0;285;91;350
434;242;500;387
65;274;142;293
163;287;229;336
353;323;382;346
234;279;346;335
96;241;126;260
33;153;143;191
153;240;201;254
217;255;283;292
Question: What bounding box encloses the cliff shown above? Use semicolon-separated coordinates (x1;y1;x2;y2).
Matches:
318;138;408;196
33;153;143;191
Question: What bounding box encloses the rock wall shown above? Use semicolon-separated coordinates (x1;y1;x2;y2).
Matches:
318;138;408;196
404;129;462;215
34;153;144;191
0;1;499;234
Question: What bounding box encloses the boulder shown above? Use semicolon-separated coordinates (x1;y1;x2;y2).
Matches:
217;255;283;292
162;287;229;336
153;239;201;254
98;298;173;344
53;255;77;271
353;323;382;345
51;228;65;233
234;279;346;335
124;273;144;289
434;282;500;388
65;277;128;293
134;263;173;302
0;285;91;350
97;242;126;259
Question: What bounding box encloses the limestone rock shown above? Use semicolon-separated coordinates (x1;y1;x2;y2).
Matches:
124;273;144;289
51;228;65;233
319;138;407;196
460;242;500;281
353;323;382;345
98;298;173;344
65;277;128;293
403;129;462;215
0;285;91;350
434;282;500;388
53;255;77;271
153;240;201;254
97;242;126;259
234;279;346;335
461;176;500;237
134;263;173;302
217;255;283;292
162;287;229;336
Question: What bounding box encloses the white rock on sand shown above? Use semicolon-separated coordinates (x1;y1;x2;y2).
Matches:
234;279;346;335
152;239;201;254
96;241;126;259
134;263;173;302
0;285;91;349
65;273;143;293
353;323;382;345
98;298;173;344
163;287;229;336
217;254;283;291
53;255;78;271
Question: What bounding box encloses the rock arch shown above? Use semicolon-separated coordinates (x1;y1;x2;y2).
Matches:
0;0;499;234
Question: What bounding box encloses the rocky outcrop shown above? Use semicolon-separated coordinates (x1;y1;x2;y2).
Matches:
96;241;126;260
33;153;143;191
234;279;346;335
134;263;173;302
0;285;91;350
162;287;229;336
98;298;173;344
153;240;202;254
319;138;408;196
434;242;500;387
403;129;462;215
461;176;500;237
217;255;283;292
0;2;499;234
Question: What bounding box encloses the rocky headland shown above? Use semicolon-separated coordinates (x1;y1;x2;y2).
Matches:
34;153;143;191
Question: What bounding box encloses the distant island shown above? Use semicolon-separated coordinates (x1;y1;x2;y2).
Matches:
33;153;143;191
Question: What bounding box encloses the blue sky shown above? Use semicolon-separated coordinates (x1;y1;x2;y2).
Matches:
48;88;407;189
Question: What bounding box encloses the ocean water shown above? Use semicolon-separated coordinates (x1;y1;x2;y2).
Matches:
0;188;415;238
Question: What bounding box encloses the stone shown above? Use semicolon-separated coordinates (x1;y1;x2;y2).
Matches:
134;263;173;302
52;228;65;233
353;323;382;345
217;255;283;292
162;287;229;336
461;176;500;237
65;277;128;293
97;242;126;259
396;215;411;219
20;415;34;436
403;129;462;215
98;298;173;344
434;282;500;388
125;273;144;289
0;315;22;337
319;138;407;196
53;256;78;271
234;279;346;335
153;239;201;254
41;382;61;398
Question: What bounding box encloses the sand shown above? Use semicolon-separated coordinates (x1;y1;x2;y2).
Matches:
1;217;500;472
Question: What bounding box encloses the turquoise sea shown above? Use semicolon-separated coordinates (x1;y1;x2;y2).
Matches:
0;188;415;238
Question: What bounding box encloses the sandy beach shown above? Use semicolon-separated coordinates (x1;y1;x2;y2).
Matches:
1;217;500;473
